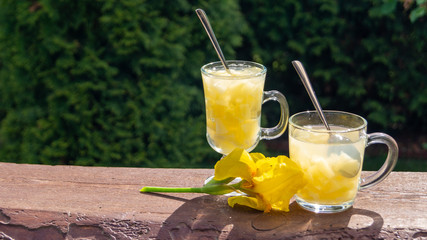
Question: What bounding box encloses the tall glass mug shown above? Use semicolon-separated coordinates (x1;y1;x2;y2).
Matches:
289;111;398;213
201;60;289;155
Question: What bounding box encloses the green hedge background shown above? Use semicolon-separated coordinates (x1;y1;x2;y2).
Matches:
0;0;426;168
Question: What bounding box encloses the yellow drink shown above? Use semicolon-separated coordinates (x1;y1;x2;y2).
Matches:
202;65;265;155
290;125;365;205
289;110;398;213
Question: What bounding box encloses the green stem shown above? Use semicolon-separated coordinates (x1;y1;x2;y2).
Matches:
204;177;235;186
140;182;242;195
140;186;205;193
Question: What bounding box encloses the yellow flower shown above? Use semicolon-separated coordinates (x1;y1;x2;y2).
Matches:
214;149;306;212
214;148;257;182
141;148;306;213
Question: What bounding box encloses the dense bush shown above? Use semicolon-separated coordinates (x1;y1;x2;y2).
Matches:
0;0;248;167
240;0;427;133
0;0;425;167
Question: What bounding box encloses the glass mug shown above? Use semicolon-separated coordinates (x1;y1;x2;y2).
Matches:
289;110;398;213
201;60;289;155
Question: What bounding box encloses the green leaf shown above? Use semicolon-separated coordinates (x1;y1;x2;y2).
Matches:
369;0;397;17
410;7;426;22
416;0;426;5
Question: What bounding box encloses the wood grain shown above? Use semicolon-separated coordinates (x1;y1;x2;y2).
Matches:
0;162;426;239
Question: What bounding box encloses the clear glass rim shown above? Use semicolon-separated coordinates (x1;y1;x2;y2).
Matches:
201;60;266;80
289;110;367;133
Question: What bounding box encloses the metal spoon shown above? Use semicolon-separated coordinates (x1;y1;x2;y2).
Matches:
292;60;330;130
292;60;361;177
195;9;230;72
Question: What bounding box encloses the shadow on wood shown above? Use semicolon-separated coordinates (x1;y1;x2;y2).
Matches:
156;195;384;239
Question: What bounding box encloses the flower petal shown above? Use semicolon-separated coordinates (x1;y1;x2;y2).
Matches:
249;152;266;162
252;156;306;212
227;195;266;212
214;149;256;181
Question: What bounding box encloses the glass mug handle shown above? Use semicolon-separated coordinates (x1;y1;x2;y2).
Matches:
260;90;289;140
360;133;399;189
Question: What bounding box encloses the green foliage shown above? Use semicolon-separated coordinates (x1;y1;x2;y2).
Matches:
369;0;427;22
0;0;247;167
241;0;427;133
0;0;426;167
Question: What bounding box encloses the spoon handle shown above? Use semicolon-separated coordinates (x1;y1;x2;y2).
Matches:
292;60;331;130
196;9;229;70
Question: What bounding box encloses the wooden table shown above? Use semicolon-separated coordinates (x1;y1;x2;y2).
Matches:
0;162;426;239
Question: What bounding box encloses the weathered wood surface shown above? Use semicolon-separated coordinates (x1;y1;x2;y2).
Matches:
0;162;426;239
